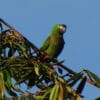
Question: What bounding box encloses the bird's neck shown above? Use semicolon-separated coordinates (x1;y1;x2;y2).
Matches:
51;33;63;38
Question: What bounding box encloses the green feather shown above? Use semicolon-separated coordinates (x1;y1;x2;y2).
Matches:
40;36;50;51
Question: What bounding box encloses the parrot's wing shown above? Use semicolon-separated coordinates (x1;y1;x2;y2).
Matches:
40;36;50;51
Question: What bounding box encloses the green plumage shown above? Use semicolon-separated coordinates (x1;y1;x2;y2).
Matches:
40;24;67;58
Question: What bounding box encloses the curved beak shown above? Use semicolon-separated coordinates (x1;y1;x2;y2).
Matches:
59;24;67;33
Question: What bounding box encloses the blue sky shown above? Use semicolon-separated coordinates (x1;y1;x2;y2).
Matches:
0;0;100;99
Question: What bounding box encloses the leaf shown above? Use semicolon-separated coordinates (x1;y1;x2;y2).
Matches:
34;96;44;100
69;77;81;87
18;93;33;100
67;73;82;83
12;84;24;93
36;83;47;90
58;83;64;100
43;88;52;98
66;85;82;100
0;71;5;97
15;78;26;85
5;85;17;96
50;82;59;100
34;64;40;76
67;73;83;87
19;96;25;100
57;77;65;83
3;70;12;88
75;95;82;100
14;42;28;58
66;85;74;94
84;69;100;87
26;94;34;100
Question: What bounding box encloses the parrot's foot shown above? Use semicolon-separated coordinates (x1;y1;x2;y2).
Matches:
39;51;51;62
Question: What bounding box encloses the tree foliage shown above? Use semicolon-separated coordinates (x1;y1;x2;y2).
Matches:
0;18;100;100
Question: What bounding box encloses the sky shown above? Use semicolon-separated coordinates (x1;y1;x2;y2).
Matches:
0;0;100;99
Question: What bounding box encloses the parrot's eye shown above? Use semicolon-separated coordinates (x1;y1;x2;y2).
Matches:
58;24;67;34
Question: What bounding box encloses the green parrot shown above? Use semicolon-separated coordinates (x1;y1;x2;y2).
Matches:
40;24;67;59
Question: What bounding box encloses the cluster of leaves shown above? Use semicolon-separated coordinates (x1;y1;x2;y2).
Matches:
0;18;100;100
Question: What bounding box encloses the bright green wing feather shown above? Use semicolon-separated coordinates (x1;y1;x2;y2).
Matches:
40;36;50;51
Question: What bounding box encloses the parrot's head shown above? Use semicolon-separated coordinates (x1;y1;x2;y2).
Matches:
52;24;67;35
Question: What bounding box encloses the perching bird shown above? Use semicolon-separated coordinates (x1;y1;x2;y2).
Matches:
40;24;67;59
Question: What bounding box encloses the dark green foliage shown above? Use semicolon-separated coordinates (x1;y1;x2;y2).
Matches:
0;18;100;100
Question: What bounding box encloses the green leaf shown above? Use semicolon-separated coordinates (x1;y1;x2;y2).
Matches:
14;42;28;58
84;69;100;87
50;82;59;100
43;88;51;98
34;96;44;100
12;84;24;93
19;96;25;100
26;94;34;100
5;85;17;96
66;85;82;100
36;83;47;90
67;73;83;87
58;83;64;100
75;95;82;100
3;70;12;88
67;72;82;83
34;64;40;76
0;71;5;97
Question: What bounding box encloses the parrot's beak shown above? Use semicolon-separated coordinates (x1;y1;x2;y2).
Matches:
59;24;67;34
62;26;66;33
